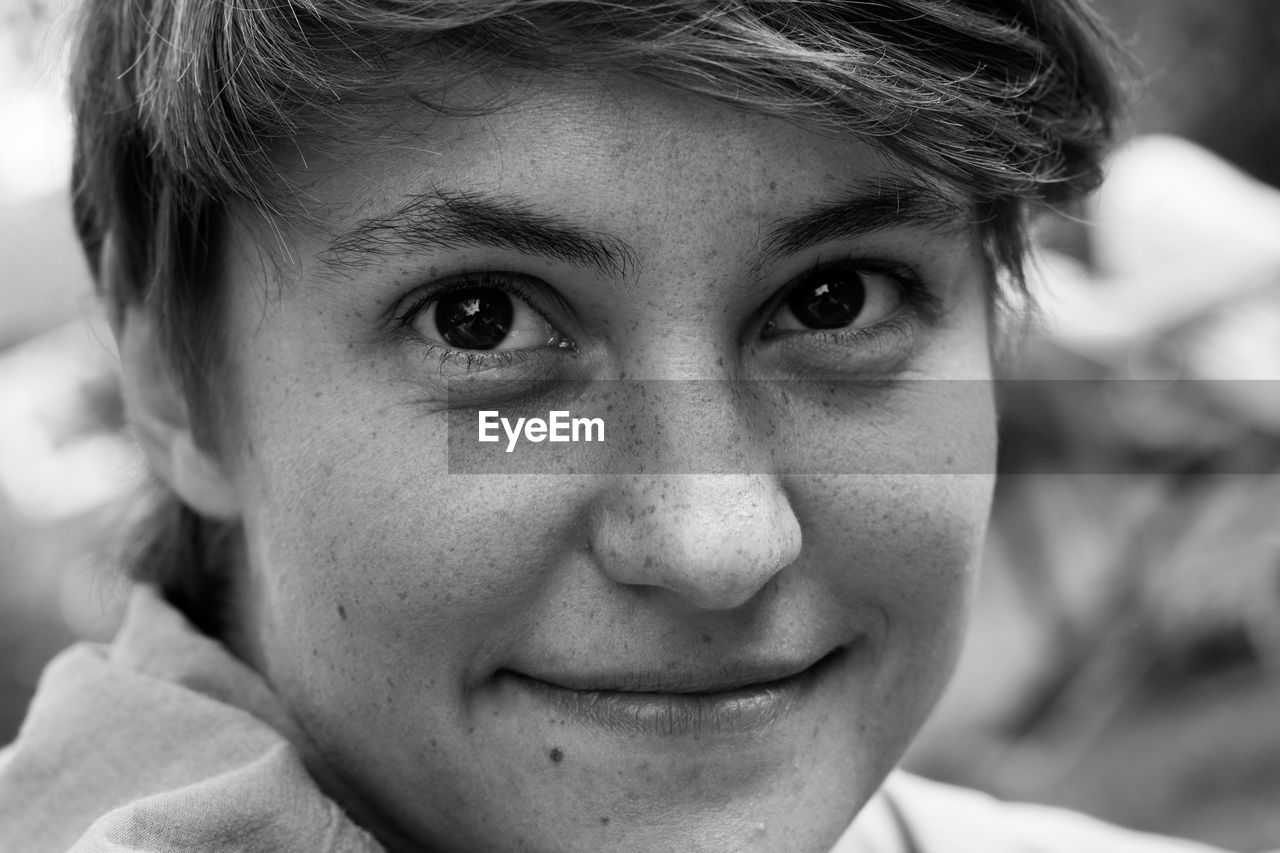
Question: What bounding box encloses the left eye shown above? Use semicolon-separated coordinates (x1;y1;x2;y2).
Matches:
766;262;904;333
412;285;570;351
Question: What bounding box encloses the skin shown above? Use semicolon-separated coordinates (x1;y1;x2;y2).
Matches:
159;73;998;852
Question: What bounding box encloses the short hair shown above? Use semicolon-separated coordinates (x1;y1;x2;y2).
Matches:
70;0;1122;635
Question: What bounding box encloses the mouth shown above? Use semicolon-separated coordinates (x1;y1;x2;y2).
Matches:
499;647;847;737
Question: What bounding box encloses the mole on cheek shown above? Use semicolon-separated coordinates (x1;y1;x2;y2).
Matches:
549;747;564;764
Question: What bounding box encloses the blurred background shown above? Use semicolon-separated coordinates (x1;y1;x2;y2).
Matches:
1;0;1278;850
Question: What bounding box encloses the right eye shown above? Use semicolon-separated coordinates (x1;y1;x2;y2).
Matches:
406;276;575;354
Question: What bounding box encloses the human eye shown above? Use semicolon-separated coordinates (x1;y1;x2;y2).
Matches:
762;258;938;340
393;272;576;370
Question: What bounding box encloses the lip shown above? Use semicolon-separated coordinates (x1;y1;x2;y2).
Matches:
499;648;845;737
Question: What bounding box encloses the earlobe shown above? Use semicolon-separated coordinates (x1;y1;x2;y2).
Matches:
117;303;241;520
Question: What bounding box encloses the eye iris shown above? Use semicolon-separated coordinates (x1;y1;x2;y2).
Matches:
787;273;866;329
435;287;514;350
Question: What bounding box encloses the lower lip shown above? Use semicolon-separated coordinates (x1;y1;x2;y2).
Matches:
501;651;842;737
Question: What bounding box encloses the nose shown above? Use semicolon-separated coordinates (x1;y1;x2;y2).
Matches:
590;474;802;610
587;380;803;610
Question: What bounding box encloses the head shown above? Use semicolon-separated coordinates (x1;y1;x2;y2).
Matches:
71;2;1118;851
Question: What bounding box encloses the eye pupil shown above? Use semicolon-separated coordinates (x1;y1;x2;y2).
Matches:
436;287;514;349
787;273;866;329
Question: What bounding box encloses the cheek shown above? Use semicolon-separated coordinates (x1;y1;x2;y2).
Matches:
875;474;989;659
230;383;592;684
790;373;996;700
802;470;991;630
800;470;992;749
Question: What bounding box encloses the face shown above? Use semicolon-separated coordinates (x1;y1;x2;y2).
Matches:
211;73;996;852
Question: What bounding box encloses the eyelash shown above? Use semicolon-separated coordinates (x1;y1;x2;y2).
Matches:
391;257;941;372
390;272;571;372
866;260;941;318
768;256;942;331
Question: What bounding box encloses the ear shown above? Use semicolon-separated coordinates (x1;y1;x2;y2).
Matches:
117;305;241;519
107;242;240;520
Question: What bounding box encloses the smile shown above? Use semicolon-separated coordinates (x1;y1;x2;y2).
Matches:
500;648;846;737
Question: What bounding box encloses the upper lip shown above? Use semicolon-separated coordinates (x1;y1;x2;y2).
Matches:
506;648;842;695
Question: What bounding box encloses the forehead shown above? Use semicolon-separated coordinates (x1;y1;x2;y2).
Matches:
266;72;970;265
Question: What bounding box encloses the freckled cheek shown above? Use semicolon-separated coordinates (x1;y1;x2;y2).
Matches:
886;481;990;694
803;471;990;627
789;473;989;762
244;429;588;642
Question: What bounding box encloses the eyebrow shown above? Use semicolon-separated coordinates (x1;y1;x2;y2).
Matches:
323;189;638;277
758;180;969;263
321;180;968;277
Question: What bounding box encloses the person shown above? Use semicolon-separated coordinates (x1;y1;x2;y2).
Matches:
0;1;1241;851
